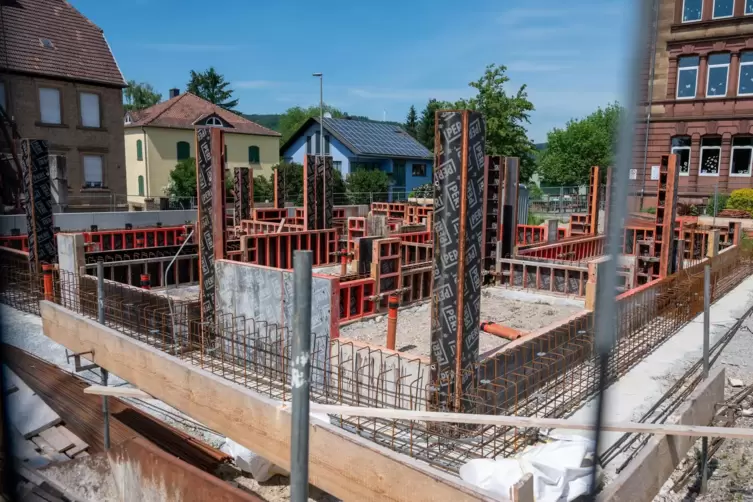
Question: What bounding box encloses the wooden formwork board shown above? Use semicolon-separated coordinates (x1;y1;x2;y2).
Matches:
499;258;589;296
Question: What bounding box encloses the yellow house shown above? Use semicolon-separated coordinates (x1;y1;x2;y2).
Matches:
124;90;280;209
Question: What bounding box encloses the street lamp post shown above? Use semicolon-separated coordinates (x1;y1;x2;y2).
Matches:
312;73;324;157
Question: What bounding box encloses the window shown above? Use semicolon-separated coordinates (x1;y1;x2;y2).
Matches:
700;137;722;176
136;139;143;161
412;163;427;177
682;0;703;22
0;81;6;112
315;132;321;154
206;116;223;126
83;155;104;188
707;53;731;97
79;92;100;128
333;160;342;173
177;141;190;160
747;0;753;14
325;135;331;155
39;87;61;124
713;0;734;18
138;175;145;196
248;146;260;163
671;137;692;176
677;56;700;99
306;136;312;154
731;137;753;176
739;52;753;95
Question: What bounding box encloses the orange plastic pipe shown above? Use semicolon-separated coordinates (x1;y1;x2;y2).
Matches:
386;295;399;350
42;264;54;301
480;321;524;341
341;253;348;276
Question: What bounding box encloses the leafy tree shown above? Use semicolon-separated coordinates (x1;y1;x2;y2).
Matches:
270;161;346;205
417;99;449;152
186;67;239;111
346;169;390;204
164;158;196;201
123;80;162;111
253;175;274;202
278;105;344;143
405;105;418;139
537;103;622;186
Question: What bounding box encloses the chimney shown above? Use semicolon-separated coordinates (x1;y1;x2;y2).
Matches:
169;88;180;99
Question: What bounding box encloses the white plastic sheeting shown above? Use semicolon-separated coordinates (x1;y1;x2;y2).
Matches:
459;434;599;502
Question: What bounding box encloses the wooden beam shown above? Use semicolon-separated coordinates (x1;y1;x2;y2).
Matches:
299;403;753;440
40;301;493;502
83;385;153;399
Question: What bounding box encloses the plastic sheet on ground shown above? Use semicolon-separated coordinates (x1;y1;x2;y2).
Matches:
221;437;290;482
459;434;599;502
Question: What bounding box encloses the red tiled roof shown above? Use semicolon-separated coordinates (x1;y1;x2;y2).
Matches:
126;92;281;137
0;0;126;87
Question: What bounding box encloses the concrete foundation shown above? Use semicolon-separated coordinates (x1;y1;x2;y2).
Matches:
0;210;197;234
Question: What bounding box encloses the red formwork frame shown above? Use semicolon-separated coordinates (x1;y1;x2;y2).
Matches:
338;277;376;322
347;217;366;256
516;235;605;262
400;242;433;266
239;220;304;235
240;228;338;268
515;225;546;246
372;238;401;303
333;208;345;219
371;202;407;220
622;226;656;255
401;266;432;304
0;235;30;251
405;205;433;224
253;208;287;222
84;226;190;252
391;231;432;244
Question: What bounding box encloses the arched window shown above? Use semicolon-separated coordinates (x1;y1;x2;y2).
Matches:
248;145;260;163
206;116;223;126
177;141;190;160
138;175;145;196
136;139;143;161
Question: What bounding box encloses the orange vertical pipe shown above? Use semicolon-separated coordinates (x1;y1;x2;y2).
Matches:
386;295;399;350
341;253;348;276
42;264;53;301
140;274;151;289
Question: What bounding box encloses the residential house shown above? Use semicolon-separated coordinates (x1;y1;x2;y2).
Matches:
0;0;127;210
280;117;433;197
124;91;281;209
632;0;753;208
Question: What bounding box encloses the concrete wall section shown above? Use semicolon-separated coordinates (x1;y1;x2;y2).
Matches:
0;210;196;234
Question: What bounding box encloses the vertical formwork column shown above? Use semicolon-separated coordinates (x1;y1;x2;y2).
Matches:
500;157;520;258
481;155;503;277
304;155;317;230
430;110;485;413
658;154;680;277
314;156;326;230
195;127;225;330
603;166;613;236
587;166;601;235
233;167;252;227
321;156;334;230
20;139;56;271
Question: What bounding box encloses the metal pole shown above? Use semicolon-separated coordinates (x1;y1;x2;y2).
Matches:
97;260;111;450
291;250;313;502
319;76;324;157
713;181;719;226
700;263;711;493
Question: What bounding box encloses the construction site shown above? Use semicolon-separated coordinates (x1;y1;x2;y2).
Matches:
3;110;753;502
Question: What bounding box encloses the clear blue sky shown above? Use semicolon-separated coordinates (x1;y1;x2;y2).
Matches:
70;0;635;142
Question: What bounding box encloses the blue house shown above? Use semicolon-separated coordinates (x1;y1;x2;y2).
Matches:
280;117;433;197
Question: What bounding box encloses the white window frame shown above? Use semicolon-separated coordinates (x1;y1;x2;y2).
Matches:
79;92;101;128
39;87;61;124
677;58;699;99
682;0;703;22
206;116;223;127
706;54;731;98
699;141;722;177
82;154;104;188
730;139;753;177
713;0;735;19
738;53;753;95
747;0;753;15
672;145;692;176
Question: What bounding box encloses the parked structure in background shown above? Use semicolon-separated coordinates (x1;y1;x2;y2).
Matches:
124;91;280;210
280;117;433;197
0;0;127;212
633;0;753;209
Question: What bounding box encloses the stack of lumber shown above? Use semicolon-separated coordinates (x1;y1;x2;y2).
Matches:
717;209;751;218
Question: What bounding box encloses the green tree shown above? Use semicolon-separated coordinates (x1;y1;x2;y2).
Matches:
461;64;537;181
278;105;344;143
537;103;622;186
417;99;448;152
253;175;274;202
123;80;162;111
270;161;346;205
186;67;239;111
164;158;196;201
346;169;391;204
405;105;418;139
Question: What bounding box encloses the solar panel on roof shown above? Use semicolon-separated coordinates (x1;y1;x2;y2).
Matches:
324;118;431;158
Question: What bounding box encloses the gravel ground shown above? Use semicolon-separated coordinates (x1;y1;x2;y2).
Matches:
339;287;583;358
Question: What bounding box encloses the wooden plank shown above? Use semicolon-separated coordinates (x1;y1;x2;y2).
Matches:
83;385;152;399
510;473;534;502
5;367;61;439
40;301;493;502
599;366;725;502
38;428;74;453
56;428;88;457
300;403;753;440
30;436;69;463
